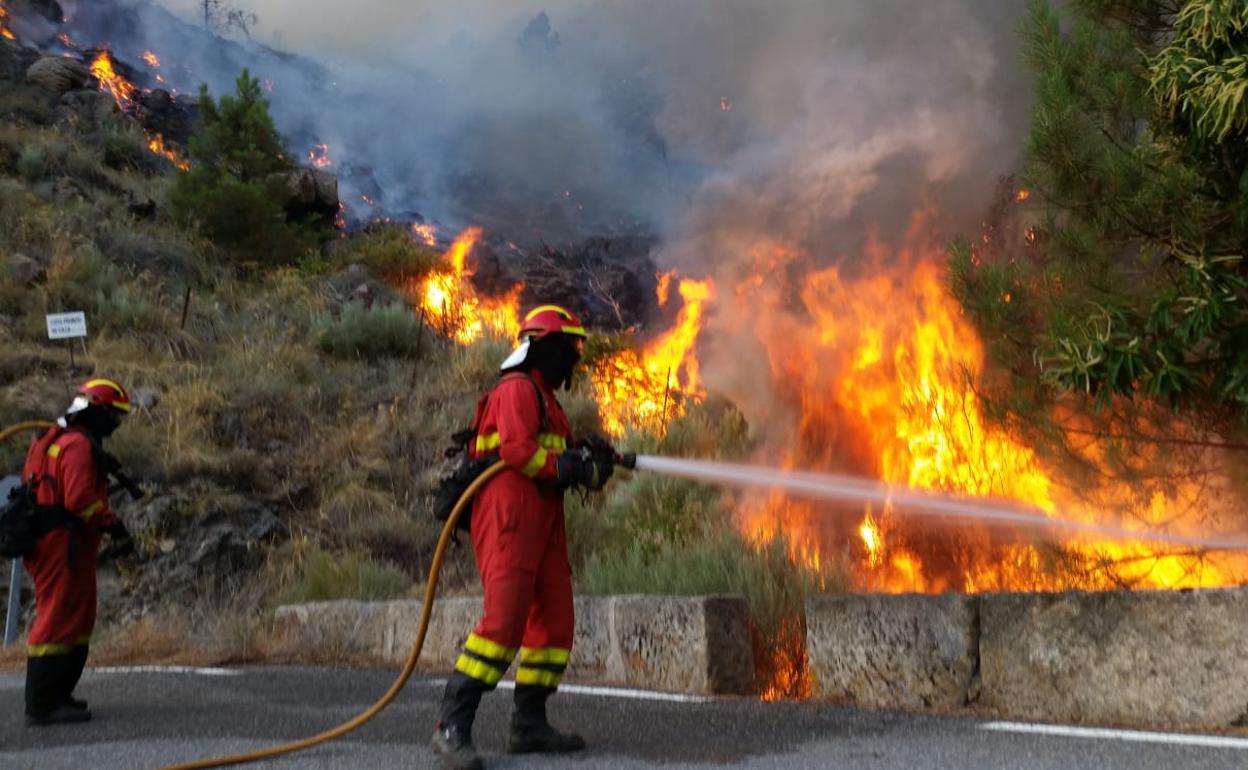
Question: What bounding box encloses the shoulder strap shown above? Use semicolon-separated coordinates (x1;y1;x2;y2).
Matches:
498;372;550;431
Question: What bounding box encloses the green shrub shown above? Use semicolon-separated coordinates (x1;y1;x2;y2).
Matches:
170;70;322;265
314;302;426;360
580;529;835;651
16;145;46;183
278;548;410;603
332;226;440;280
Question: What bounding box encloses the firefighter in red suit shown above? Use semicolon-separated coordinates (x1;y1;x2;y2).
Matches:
432;305;615;770
22;378;134;726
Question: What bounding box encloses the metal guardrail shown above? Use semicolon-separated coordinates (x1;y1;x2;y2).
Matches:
2;474;22;646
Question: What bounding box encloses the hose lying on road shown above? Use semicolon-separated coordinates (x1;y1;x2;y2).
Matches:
0;420;505;770
155;460;508;770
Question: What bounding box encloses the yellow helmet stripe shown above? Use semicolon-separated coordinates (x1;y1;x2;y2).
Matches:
526;304;572;321
83;378;130;411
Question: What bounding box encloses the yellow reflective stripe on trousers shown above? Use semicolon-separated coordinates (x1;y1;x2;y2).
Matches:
455;654;506;685
537;434;567;451
28;636;91;657
521;447;548;477
519;647;570;666
475;432;502;452
515;666;563;688
464;633;516;662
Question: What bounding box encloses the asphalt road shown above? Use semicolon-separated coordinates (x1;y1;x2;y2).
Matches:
2;665;1246;769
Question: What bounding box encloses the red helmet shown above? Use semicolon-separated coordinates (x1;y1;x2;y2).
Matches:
519;305;586;340
67;377;131;415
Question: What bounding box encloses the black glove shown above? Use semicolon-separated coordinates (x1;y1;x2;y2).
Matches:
555;450;614;492
103;521;135;557
574;433;618;464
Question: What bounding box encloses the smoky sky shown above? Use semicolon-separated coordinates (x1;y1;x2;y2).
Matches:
142;1;1032;252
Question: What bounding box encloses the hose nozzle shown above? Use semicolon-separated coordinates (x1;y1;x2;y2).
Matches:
615;452;637;470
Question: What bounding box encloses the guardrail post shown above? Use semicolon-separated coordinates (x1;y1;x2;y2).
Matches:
2;475;22;646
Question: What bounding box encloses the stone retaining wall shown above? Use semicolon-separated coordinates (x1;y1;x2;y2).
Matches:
806;587;1248;728
274;594;753;696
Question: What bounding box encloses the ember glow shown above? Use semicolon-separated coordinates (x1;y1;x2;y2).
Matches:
141;50;160;68
408;227;522;344
308;143;332;169
592;278;711;437
90;51;138;111
732;218;1248;594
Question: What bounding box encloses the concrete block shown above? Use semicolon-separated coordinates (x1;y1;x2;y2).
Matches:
276;594;753;695
805;593;978;708
980;588;1248;726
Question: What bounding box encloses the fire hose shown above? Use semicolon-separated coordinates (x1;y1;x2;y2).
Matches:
3;419;636;768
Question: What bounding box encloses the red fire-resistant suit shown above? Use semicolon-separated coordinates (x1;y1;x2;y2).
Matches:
456;370;574;689
22;425;117;655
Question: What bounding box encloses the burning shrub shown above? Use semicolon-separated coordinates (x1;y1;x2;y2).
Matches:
171;69;322;265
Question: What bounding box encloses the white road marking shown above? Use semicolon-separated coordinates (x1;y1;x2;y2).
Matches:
423;677;713;703
89;666;241;677
981;721;1248;750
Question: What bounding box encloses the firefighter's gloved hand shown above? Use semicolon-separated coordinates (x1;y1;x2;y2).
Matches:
555;450;614;491
104;521;135;557
574;433;618;464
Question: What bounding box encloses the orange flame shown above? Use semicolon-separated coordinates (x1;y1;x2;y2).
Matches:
90;52;137;111
655;270;674;307
141;50;161;68
736;218;1248;593
411;223;437;247
592;278;711;437
147;134;190;171
409;227;522;344
0;5;14;40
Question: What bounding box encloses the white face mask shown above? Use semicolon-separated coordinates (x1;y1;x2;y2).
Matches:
499;337;532;371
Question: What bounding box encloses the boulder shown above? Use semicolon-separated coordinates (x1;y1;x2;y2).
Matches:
805;593;978;709
58;88;119;126
0;37;40;81
139;89;198;146
283;168;339;219
8;251;46;286
26;55;88;92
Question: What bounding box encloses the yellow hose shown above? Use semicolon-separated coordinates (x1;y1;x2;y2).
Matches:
157;460;508;770
1;420;506;768
0;420;56;446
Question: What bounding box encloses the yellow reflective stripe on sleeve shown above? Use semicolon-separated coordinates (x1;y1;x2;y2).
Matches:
519;647;570;666
521;447;548;478
537;434;567;451
464;633;517;662
77;500;104;520
475;432;502;452
456;653;506;685
515;666;563;688
46;444;61;458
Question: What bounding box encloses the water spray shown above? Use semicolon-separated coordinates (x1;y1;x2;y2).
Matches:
620;454;1248;553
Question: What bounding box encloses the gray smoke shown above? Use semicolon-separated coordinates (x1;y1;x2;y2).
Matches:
69;1;1031;250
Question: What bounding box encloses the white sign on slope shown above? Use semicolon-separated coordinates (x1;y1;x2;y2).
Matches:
46;311;87;340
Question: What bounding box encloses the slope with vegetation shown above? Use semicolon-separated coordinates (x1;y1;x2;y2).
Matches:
0;38;823;693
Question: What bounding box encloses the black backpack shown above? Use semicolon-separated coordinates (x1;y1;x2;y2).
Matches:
433;373;550;534
0;430;74;559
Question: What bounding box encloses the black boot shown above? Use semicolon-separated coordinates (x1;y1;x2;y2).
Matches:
506;684;585;754
431;672;489;770
26;653;92;726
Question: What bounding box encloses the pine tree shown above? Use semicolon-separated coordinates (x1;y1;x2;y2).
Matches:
950;0;1248;424
170;69;316;265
